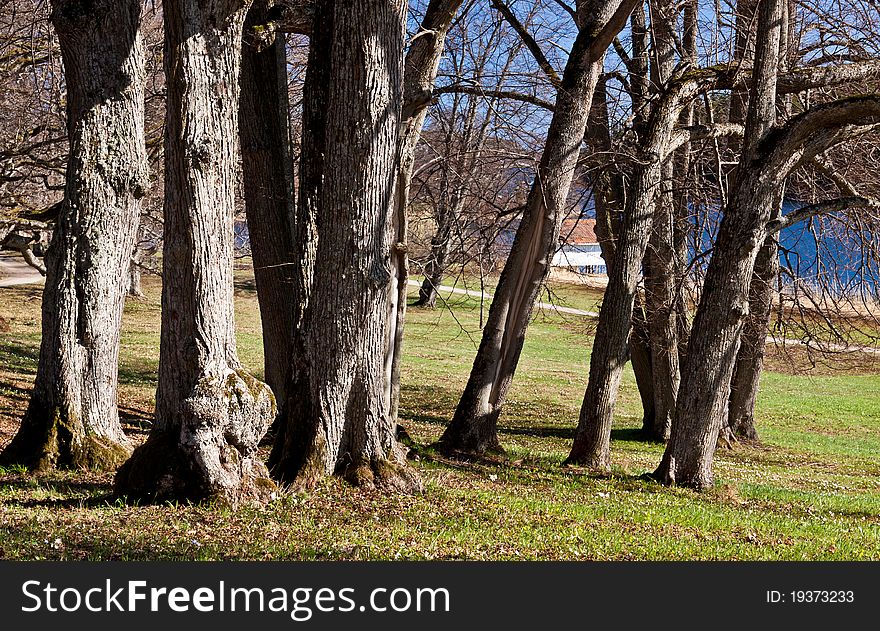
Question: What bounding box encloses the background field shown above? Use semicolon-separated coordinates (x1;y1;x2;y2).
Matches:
0;268;878;560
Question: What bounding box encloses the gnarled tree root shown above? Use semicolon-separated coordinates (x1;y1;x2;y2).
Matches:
114;370;277;508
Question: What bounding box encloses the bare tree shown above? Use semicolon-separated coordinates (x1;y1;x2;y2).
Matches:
269;0;421;492
439;0;638;456
385;0;465;426
0;0;148;471
654;0;880;489
115;0;276;506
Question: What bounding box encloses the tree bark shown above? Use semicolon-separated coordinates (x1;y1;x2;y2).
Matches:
724;0;795;443
115;0;277;506
643;159;680;440
440;0;636;456
642;0;680;440
585;26;656;434
270;0;421;492
0;0;148;471
415;166;462;309
240;0;297;416
727;235;778;440
128;243;145;298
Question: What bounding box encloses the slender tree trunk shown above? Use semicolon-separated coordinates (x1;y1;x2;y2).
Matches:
240;0;296;416
270;0;420;492
727;235;778;440
724;0;794;443
127;248;145;299
0;0;148;471
586;16;656;433
115;0;276;506
673;0;697;365
440;0;635;455
643;159;680;440
641;0;680;441
415;185;460;309
128;228;148;299
386;0;464;423
566;142;663;468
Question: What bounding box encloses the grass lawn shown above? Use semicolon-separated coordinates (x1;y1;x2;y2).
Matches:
0;269;878;560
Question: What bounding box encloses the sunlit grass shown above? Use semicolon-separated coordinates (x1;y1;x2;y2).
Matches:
0;268;878;560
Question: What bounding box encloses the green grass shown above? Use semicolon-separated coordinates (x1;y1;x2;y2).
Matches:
0;270;878;560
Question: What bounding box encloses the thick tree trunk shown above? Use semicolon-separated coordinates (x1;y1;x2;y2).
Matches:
386;0;464;423
440;0;634;455
240;0;296;416
270;0;420;492
727;235;778;441
653;0;785;489
115;0;276;506
0;0;148;471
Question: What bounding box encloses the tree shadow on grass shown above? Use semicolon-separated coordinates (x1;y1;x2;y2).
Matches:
0;476;115;509
0;340;39;375
0;379;31;400
234;277;257;295
611;427;661;443
119;405;153;433
500;425;575;441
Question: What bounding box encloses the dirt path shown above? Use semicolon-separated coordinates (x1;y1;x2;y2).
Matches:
406;280;600;317
0;253;45;288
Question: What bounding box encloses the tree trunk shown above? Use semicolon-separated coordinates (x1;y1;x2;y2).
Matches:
240;0;297;416
128;245;145;298
566;75;703;469
0;0;148;471
386;0;464;424
724;0;795;443
566;146;662;469
586;67;656;433
640;0;680;442
643;159;680;441
440;0;634;455
653;0;785;489
415;183;459;309
727;235;778;441
270;0;420;492
115;0;276;507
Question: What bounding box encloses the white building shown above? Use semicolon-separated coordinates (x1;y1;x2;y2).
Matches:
552;218;606;275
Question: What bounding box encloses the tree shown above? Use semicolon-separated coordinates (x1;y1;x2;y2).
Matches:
412;3;529;309
566;70;733;469
385;0;464;424
0;0;148;471
654;0;880;489
115;0;276;506
239;0;299;417
439;0;638;455
269;0;421;492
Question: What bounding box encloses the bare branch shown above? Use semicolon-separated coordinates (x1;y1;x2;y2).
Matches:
767;197;880;233
489;0;561;88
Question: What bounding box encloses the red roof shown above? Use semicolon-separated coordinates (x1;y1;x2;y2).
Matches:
558;218;598;245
